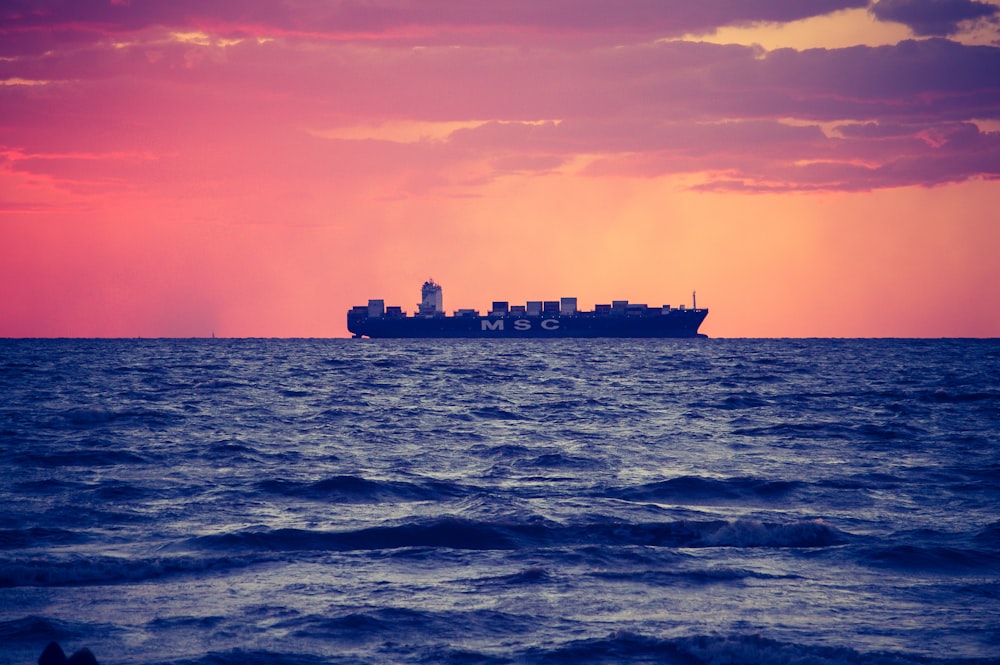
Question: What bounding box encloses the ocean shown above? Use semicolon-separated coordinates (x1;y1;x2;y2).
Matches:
1;338;998;664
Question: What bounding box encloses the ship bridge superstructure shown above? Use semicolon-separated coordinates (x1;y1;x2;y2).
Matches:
418;279;443;315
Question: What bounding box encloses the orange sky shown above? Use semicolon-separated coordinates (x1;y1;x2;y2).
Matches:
1;2;998;337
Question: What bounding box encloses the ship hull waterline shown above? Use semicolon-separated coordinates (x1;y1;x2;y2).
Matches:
348;311;709;339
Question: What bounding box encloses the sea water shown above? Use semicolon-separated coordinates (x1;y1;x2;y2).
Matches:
1;338;998;664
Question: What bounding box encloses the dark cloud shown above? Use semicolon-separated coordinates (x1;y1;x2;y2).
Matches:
748;39;1000;121
870;0;1000;36
0;0;869;55
577;117;999;191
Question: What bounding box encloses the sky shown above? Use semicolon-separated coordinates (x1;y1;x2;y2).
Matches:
1;0;998;338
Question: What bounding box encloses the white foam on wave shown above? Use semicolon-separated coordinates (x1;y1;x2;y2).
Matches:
700;518;847;548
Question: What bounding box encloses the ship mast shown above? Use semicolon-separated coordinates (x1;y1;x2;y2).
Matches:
693;291;697;310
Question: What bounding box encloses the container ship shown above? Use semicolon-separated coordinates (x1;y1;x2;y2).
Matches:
348;280;708;338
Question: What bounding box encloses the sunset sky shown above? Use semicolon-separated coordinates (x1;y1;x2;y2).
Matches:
2;0;998;338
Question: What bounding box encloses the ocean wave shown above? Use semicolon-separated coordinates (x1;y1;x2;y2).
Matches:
732;421;856;440
9;629;996;665
256;475;470;503
182;517;847;553
862;544;1000;572
0;527;90;550
817;473;903;490
513;452;603;471
9;447;151;467
50;406;185;429
477;566;554;586
697;518;847;548
708;392;774;409
166;651;344;665
974;521;1000;547
88;479;154;501
601;476;802;504
471;406;529;421
519;632;988;665
0;616;81;642
276;606;539;642
184;519;520;552
191;378;251;391
589;567;791;586
0;554;269;588
921;388;1000;404
175;629;977;665
145;615;227;631
733;420;930;445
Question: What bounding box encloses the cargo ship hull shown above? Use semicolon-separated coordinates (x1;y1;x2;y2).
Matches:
348;310;708;339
